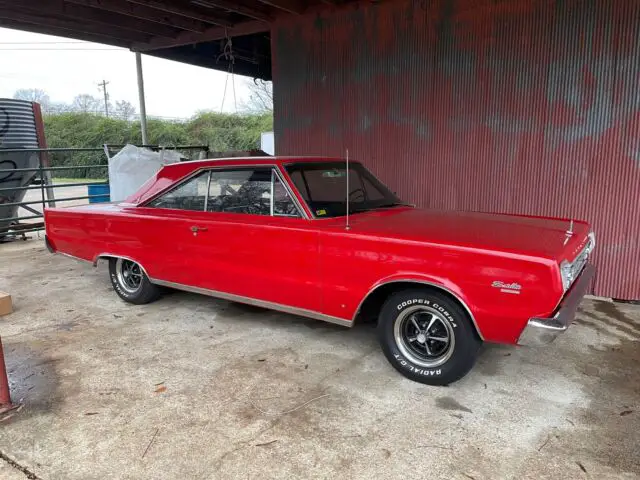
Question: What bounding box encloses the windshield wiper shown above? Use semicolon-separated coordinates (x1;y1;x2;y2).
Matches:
372;202;411;209
348;206;373;214
348;202;410;214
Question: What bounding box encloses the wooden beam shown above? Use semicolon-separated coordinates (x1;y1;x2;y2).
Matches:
0;0;182;38
0;18;131;47
0;7;150;43
190;0;273;22
133;19;268;52
255;0;306;14
125;0;234;27
63;0;210;33
145;48;269;79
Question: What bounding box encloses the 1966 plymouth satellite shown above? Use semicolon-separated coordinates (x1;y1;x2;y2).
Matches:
44;157;595;385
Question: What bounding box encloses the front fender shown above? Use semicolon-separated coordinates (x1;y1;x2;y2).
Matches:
354;272;483;340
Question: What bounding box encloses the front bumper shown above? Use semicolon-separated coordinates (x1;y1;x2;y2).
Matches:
518;264;595;346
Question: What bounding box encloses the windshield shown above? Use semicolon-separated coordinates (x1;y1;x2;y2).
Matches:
285;161;405;218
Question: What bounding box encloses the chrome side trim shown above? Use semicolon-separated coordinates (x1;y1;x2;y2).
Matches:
93;253;151;279
150;277;353;328
203;170;212;212
270;169;275;217
354;279;484;340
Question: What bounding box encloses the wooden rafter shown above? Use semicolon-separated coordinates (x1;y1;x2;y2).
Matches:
0;7;150;42
124;0;234;27
190;0;273;22
0;0;181;38
255;0;306;14
133;19;268;52
63;0;210;33
0;18;131;47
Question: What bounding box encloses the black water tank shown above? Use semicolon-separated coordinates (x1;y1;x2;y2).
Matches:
0;99;41;234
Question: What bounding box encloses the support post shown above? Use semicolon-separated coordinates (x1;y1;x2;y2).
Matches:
135;52;149;145
32;102;56;207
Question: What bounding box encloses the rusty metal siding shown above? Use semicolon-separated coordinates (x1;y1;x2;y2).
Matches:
272;0;640;300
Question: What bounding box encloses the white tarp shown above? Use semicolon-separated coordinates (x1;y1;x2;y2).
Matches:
108;144;181;202
261;132;275;156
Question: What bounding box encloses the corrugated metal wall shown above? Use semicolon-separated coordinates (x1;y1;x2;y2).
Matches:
272;0;640;300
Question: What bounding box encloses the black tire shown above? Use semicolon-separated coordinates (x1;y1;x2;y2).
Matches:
378;289;481;385
108;257;161;305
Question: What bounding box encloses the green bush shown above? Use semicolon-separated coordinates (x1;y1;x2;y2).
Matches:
43;111;273;178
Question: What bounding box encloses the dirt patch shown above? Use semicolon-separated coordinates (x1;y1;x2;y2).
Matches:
3;341;62;424
576;311;640;340
435;396;473;414
593;300;639;329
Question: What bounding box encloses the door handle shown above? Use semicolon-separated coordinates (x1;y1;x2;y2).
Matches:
190;226;208;234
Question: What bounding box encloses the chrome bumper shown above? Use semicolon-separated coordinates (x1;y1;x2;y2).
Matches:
518;264;595;346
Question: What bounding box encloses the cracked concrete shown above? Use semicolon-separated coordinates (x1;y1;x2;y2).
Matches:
0;239;639;479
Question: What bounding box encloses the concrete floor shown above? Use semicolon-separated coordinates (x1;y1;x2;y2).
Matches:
0;240;638;480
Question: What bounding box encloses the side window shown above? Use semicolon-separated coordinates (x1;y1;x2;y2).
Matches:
147;171;209;211
207;168;300;217
273;174;299;217
207;169;270;215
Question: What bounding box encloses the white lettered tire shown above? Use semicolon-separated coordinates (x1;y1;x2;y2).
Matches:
108;257;161;305
378;289;481;385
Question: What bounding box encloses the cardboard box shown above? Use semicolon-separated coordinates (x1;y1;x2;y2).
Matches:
0;292;12;316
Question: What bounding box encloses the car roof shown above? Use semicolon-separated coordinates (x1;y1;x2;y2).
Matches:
163;156;346;171
125;156;350;205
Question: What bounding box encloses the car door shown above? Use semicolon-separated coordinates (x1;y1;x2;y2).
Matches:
140;166;321;313
123;170;211;284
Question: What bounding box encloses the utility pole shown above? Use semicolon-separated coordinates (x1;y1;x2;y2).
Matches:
135;53;148;145
97;79;110;117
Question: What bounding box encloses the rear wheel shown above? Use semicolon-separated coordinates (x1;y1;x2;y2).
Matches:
108;257;161;305
377;289;481;385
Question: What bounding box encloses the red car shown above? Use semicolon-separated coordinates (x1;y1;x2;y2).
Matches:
44;157;595;385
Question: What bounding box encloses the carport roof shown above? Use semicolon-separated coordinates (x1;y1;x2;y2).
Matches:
0;0;351;80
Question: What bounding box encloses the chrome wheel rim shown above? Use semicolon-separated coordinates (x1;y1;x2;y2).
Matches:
116;258;143;294
394;305;455;368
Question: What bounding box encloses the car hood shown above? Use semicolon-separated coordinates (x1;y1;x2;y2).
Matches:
348;208;590;262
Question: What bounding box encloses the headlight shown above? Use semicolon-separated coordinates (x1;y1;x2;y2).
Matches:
560;260;573;292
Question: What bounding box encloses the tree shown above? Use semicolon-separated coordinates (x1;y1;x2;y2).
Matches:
72;94;101;113
114;100;136;120
243;79;273;114
42;110;274;177
13;88;50;109
46;102;73;114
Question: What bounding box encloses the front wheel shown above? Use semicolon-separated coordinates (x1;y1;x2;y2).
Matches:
108;257;161;305
378;289;482;385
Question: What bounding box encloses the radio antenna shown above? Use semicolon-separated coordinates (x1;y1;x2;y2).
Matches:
345;149;350;231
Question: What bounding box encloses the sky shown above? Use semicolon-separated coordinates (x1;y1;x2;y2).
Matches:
0;27;251;119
